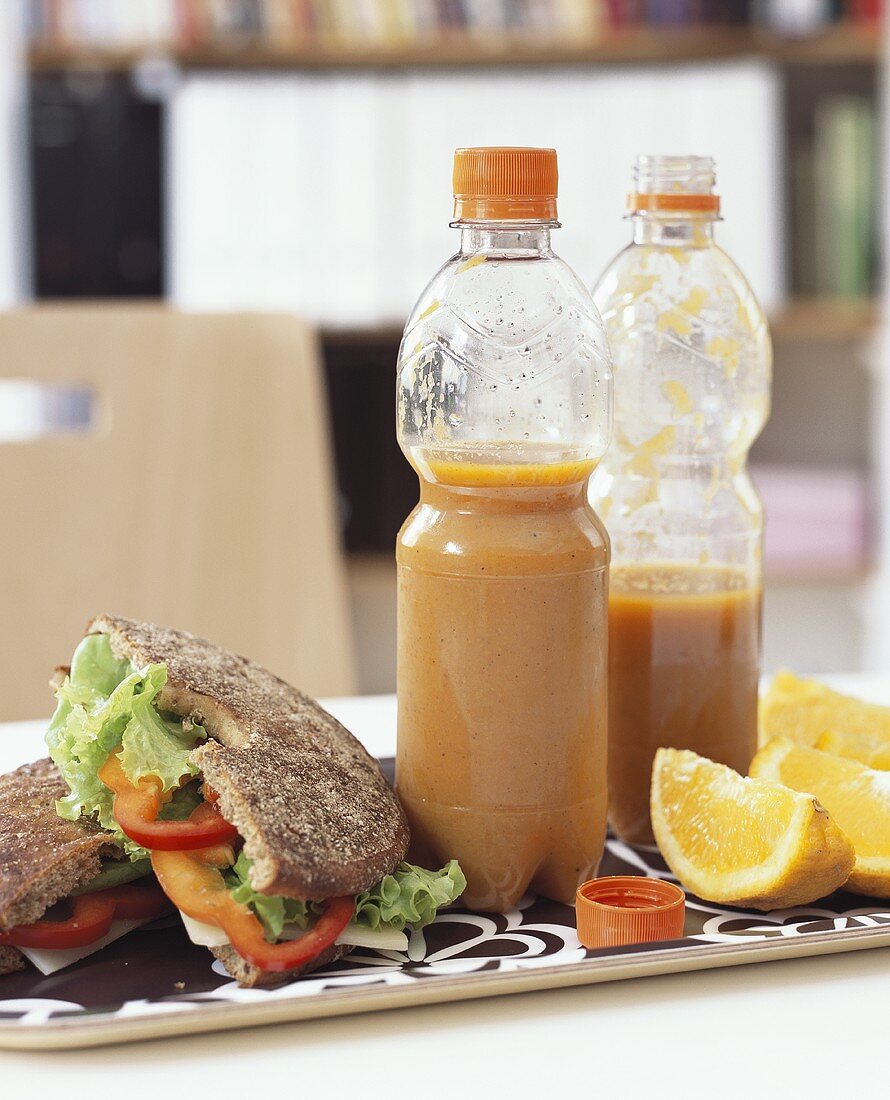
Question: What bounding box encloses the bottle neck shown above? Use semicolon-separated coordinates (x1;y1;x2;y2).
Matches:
458;223;554;257
632;217;715;247
419;475;591;514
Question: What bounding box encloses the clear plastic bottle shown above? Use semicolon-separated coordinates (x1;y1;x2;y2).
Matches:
589;155;772;844
396;148;613;911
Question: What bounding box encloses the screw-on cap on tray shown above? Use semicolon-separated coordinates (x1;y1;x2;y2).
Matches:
575;875;686;948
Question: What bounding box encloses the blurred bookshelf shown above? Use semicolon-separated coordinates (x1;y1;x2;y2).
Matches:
19;0;887;685
24;1;885;318
21;0;885;59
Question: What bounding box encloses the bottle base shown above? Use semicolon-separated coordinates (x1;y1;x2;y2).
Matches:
400;793;607;912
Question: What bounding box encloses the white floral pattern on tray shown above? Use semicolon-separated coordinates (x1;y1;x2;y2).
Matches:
2;832;890;1031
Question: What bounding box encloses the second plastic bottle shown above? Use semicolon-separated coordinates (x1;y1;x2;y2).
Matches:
590;155;772;845
396;148;613;911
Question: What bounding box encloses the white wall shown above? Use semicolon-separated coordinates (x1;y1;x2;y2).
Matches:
169;61;784;326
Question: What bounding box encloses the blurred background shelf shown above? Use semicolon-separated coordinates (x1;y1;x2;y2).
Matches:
769;297;881;340
321;298;881;345
25;25;884;71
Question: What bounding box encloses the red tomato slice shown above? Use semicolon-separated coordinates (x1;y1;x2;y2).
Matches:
0;893;117;949
98;751;239;851
97;882;173;921
151;848;354;972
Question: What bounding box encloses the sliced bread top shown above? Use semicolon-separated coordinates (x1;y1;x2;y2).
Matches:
88;615;410;900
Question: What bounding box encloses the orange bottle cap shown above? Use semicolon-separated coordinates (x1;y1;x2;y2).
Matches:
576;875;686;948
453;147;558;223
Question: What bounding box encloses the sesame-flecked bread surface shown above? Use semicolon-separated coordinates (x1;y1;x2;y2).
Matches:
0;758;122;931
0;945;24;975
88;615;410;902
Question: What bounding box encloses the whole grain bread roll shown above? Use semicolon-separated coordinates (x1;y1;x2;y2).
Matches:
88;615;409;988
0;757;123;936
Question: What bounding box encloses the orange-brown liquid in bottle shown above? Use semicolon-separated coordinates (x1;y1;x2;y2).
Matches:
397;447;609;912
608;563;762;845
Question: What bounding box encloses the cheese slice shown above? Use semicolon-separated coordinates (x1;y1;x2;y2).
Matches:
19;918;148;976
180;911;229;947
336;923;409;952
179;911;409;953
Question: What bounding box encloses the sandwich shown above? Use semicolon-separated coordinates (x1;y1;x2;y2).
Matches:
0;757;171;977
0;616;464;986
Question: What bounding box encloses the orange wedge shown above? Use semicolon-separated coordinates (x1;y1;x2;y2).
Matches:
750;738;890;897
651;748;854;910
759;670;890;747
816;729;890;770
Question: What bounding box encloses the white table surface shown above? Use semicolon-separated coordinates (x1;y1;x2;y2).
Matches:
1;677;889;1097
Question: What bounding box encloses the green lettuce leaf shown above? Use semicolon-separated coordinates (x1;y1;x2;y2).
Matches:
69;630;132;698
117;693;201;792
353;861;466;932
71;857;152;895
45;633;206;859
158;780;205;821
225;855;466;942
224;853;314;941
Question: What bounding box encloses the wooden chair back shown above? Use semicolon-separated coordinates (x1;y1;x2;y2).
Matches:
0;305;356;721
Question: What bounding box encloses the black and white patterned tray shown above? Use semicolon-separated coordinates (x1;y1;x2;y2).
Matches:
3;761;890;1049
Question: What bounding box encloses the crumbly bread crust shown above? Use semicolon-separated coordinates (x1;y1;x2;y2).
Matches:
0;758;122;931
88;616;410;902
209;942;350;987
0;945;24;975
